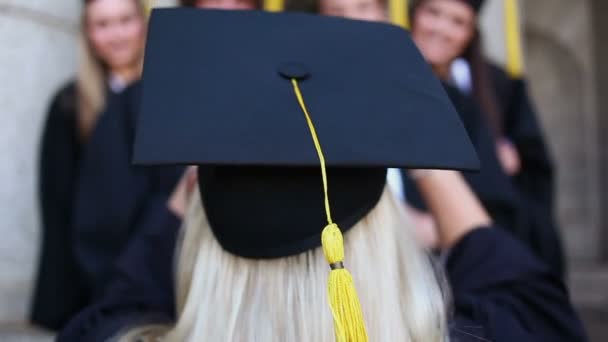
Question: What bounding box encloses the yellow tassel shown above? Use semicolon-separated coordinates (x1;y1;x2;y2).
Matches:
389;0;410;29
322;224;368;342
263;0;284;12
144;0;153;17
291;79;368;341
504;0;524;78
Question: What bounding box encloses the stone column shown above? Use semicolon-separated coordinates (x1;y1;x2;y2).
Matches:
0;1;176;339
522;0;600;262
478;0;601;263
0;0;79;332
591;0;608;263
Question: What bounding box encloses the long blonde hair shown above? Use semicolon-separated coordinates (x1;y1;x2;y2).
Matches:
76;0;146;141
120;188;448;341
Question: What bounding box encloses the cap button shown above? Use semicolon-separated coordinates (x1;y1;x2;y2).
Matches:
278;62;310;80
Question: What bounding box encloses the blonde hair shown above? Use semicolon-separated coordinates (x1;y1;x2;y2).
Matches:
120;188;448;341
76;29;106;141
76;0;146;141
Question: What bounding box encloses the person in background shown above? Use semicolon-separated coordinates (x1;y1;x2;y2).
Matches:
32;0;147;331
315;0;564;276
64;0;260;334
408;0;564;276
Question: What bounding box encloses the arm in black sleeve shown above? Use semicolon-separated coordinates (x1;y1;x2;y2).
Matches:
59;210;180;342
447;228;587;342
32;83;89;329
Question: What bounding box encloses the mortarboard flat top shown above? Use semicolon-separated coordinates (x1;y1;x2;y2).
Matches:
134;8;478;170
134;8;479;258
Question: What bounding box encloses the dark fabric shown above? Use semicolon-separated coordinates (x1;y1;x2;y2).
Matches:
58;211;179;342
30;81;90;331
405;84;521;238
199;166;386;258
405;81;565;277
59;224;587;341
490;65;564;276
447;228;587;342
135;9;479;171
71;81;184;299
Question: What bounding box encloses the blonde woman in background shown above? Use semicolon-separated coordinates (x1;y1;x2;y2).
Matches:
32;0;147;331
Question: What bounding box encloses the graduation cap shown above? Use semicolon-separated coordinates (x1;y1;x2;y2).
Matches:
134;8;478;341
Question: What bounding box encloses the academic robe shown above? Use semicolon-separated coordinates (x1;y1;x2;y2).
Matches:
31;82;89;330
490;65;564;276
57;219;588;341
403;83;564;277
70;81;184;299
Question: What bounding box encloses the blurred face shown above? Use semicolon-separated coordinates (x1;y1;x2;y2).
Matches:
320;0;387;22
411;0;476;69
195;0;257;10
85;0;146;71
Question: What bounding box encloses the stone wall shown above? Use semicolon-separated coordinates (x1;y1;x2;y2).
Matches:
0;0;176;333
0;0;79;324
479;0;601;262
592;0;608;262
522;0;600;262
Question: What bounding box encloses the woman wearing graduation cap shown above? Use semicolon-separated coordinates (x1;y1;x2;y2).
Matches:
32;0;147;331
60;8;586;342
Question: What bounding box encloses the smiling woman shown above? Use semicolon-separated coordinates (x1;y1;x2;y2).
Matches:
406;0;565;277
30;0;147;331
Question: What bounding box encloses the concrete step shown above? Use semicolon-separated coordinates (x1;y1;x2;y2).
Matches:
569;265;608;342
0;324;53;342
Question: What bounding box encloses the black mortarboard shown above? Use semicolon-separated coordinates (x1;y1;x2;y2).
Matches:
134;8;478;257
134;8;478;339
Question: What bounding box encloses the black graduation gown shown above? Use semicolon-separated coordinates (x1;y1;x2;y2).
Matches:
58;218;587;341
71;81;184;299
490;65;564;276
31;82;89;330
403;83;564;277
403;85;520;240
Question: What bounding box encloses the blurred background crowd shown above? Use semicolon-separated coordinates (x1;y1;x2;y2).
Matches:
0;0;607;340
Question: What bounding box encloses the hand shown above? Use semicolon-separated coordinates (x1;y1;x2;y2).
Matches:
405;205;439;249
497;138;521;176
412;170;492;249
168;166;199;219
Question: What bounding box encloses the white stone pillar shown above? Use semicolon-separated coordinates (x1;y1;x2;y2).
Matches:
0;0;79;328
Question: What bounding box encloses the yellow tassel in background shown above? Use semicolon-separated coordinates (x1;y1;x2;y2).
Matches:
504;0;524;78
389;0;410;29
263;0;284;12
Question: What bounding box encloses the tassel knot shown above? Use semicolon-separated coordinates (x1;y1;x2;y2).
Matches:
322;224;344;264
